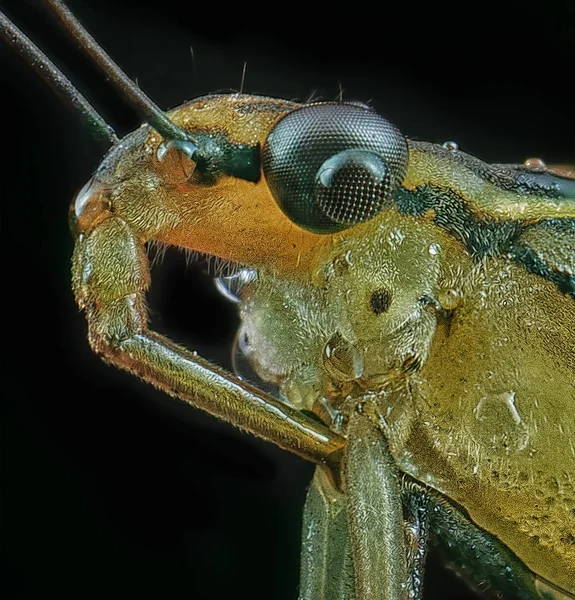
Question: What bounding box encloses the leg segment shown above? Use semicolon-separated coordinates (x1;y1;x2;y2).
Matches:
299;468;355;600
403;477;545;600
401;480;430;600
344;408;408;600
72;217;344;466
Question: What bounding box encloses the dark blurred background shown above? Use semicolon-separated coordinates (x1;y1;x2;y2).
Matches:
2;0;573;598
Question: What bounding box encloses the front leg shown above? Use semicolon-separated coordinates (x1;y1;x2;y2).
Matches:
344;407;409;600
299;468;355;600
72;217;345;466
299;464;431;600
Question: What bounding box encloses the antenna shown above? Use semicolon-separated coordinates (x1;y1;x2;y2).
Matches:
44;0;195;146
0;10;118;145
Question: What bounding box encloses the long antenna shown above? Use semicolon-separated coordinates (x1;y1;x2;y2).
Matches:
44;0;194;145
0;10;119;145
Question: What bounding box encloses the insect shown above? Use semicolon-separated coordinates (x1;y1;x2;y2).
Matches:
3;1;574;598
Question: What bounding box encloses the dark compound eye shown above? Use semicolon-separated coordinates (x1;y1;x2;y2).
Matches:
262;103;408;232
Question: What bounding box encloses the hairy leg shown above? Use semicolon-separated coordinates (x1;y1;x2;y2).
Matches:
72;217;345;466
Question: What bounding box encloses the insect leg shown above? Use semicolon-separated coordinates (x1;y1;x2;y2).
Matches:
72;217;345;466
344;407;408;600
401;480;430;600
403;478;545;600
299;467;355;600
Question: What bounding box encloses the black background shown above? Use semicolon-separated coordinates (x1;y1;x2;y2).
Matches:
2;0;574;598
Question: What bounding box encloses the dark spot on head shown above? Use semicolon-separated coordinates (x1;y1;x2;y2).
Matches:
370;288;392;314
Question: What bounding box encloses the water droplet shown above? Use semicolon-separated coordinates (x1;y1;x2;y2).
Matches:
524;157;546;169
442;141;459;152
428;243;441;256
437;288;460;310
215;269;257;303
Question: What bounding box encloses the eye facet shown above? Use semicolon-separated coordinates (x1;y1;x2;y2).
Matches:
262;103;408;232
315;149;390;225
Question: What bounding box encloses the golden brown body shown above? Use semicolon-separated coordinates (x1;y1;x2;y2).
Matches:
240;213;574;593
3;1;574;597
71;95;575;597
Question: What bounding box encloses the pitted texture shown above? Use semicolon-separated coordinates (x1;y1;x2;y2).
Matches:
262;103;408;232
316;150;391;224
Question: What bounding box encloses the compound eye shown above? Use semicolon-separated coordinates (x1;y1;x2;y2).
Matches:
262;103;408;232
